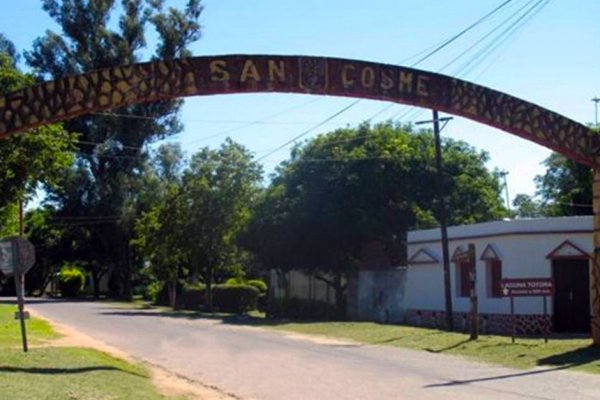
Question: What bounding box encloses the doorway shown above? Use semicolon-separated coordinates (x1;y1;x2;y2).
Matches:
552;259;590;333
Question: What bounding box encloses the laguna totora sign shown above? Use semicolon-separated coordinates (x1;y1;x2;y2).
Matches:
501;278;555;297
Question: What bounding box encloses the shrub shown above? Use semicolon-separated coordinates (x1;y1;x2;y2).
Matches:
58;266;85;298
144;281;162;302
179;284;205;310
246;279;268;295
225;277;245;286
213;284;259;313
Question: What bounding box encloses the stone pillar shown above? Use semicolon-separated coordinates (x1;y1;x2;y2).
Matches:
592;169;600;345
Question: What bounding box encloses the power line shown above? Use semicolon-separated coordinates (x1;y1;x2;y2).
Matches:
255;100;361;162
411;0;516;67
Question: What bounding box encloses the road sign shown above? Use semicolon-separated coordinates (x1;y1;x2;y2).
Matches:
14;236;35;275
501;278;554;297
0;236;36;276
0;240;15;275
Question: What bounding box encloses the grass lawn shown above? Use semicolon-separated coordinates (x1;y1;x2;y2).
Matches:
0;304;185;400
267;321;600;373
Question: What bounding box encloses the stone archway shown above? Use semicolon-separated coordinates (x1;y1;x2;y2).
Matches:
1;54;599;342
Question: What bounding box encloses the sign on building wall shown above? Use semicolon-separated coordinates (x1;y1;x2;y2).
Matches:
500;278;554;297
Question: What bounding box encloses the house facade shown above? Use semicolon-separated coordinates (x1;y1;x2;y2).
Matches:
271;216;594;335
407;216;593;334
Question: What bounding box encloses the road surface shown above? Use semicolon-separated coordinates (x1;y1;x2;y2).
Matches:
23;299;600;400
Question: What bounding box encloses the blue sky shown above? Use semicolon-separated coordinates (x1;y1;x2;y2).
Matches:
3;0;600;204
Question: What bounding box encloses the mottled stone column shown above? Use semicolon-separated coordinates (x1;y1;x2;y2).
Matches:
591;169;600;345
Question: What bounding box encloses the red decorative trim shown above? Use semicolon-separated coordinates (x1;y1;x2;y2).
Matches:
451;245;467;262
480;243;501;260
408;247;439;265
546;240;591;260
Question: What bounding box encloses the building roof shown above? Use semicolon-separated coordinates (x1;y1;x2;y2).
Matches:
408;216;593;244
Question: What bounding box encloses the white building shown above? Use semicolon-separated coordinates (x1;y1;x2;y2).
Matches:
406;216;593;334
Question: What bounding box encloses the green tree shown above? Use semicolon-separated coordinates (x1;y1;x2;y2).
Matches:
26;0;203;299
242;122;506;317
180;140;262;310
535;152;593;216
512;193;546;218
133;140;262;310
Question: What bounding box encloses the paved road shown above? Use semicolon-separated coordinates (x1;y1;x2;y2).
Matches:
24;299;600;400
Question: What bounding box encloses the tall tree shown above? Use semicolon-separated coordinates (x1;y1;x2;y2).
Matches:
180;140;262;310
0;38;76;292
26;0;203;298
133;140;262;309
535;152;593;216
242;122;506;317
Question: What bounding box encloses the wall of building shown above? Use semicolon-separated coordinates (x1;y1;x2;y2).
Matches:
406;216;593;333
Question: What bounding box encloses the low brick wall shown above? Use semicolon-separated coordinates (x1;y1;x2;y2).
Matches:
405;309;552;335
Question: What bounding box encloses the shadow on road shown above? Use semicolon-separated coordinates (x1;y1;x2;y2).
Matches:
97;308;308;327
0;365;144;376
424;365;573;388
537;346;600;371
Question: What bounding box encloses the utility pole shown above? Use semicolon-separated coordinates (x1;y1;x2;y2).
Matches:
416;110;454;331
592;97;600;126
16;199;28;352
467;243;478;340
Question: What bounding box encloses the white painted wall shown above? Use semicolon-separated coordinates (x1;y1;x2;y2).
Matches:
406;216;593;316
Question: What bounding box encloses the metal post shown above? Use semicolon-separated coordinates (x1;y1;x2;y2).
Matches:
543;295;548;344
16;200;28;352
432;110;454;331
510;296;515;343
468;243;478;340
592;97;600;126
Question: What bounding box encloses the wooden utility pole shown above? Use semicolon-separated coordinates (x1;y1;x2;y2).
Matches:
591;170;600;345
432;110;454;331
16;199;28;352
417;111;454;331
468;243;479;340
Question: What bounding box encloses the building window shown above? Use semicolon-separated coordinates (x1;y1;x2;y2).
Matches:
487;259;503;298
458;261;472;297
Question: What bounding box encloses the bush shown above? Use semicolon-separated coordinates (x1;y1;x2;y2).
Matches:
225;277;245;286
179;284;205;310
144;281;162;303
213;284;259;313
58;266;85;298
268;298;337;320
246;279;268;295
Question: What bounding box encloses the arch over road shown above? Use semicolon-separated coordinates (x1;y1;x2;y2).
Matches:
0;54;598;167
1;54;600;343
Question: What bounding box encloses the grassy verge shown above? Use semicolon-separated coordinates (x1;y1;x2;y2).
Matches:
0;304;184;400
267;321;600;373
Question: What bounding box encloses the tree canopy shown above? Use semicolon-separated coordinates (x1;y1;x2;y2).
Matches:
25;0;203;298
242;122;507;315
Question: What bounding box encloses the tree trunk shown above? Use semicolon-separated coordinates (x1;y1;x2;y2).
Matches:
168;278;177;309
206;264;214;312
333;273;347;320
91;264;100;300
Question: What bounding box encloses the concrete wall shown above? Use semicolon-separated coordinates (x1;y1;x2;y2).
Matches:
353;269;407;323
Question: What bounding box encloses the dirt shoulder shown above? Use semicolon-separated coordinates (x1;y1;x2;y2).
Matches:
29;308;238;400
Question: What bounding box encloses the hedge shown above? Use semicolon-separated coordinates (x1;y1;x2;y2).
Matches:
268;298;338;320
58;266;86;298
179;283;260;313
